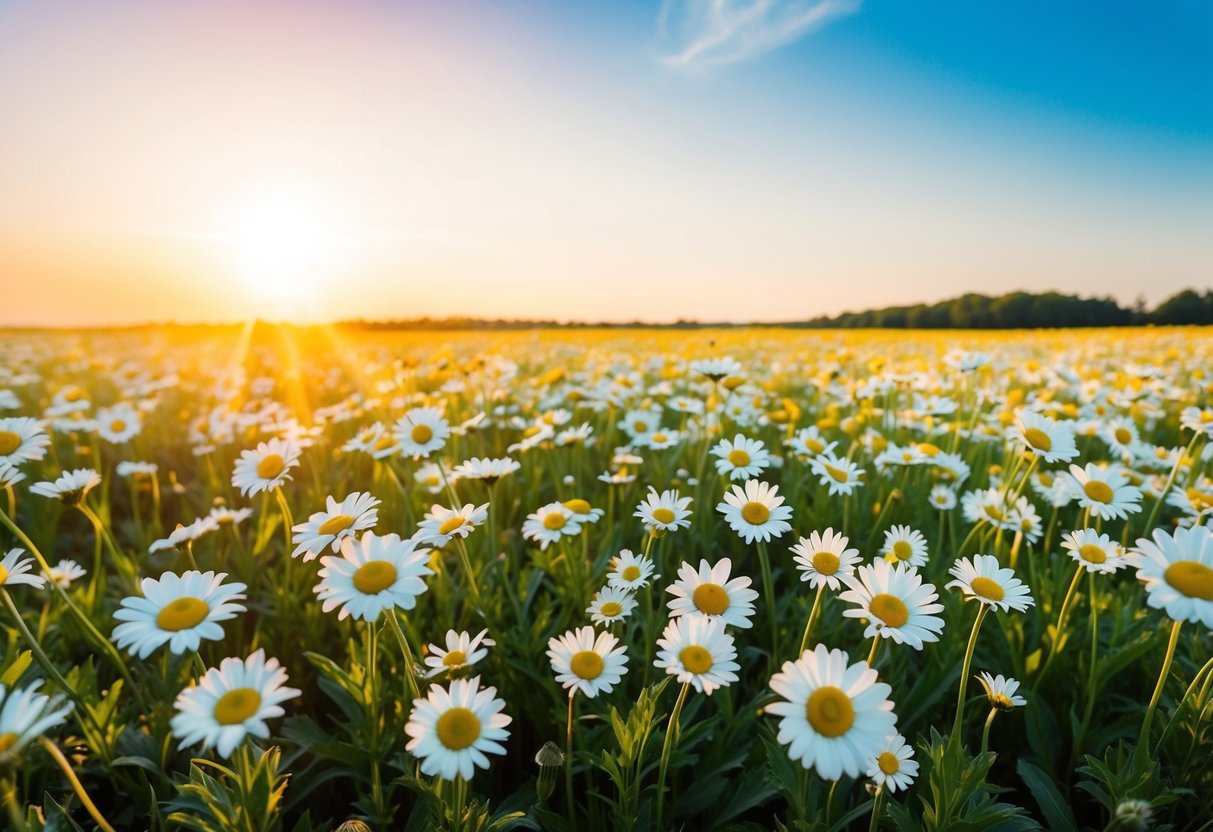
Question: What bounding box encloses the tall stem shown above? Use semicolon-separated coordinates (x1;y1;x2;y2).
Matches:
656;681;691;831
980;708;997;756
385;609;422;704
38;737;117;832
798;583;825;658
1035;564;1084;686
950;604;988;747
565;691;576;820
867;785;885;832
756;541;779;662
1136;620;1182;768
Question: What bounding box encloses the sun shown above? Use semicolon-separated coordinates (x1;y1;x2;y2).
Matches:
223;194;347;308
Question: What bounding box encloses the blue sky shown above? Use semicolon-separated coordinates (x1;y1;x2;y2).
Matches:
1;0;1209;324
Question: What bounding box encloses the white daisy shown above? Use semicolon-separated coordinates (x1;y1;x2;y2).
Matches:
975;672;1027;711
148;517;219;554
881;525;929;567
0;463;26;489
606;549;660;591
1012;410;1078;463
423;629;495;678
393;406;450;459
414;502;489;548
1179;406;1213;438
809;453;866;497
43;559;86;590
766;644;898;780
231;438;302;497
547;626;628;698
0;417;51;465
710;434;772;481
928;485;957;510
521;502;581;551
790;529;860;591
653;614;740;695
452;456;520;485
666;557;759;629
208;506;254;528
689;357;742;381
1060;528;1125;574
587;586;638;625
291;492;380;561
0;549;46;591
112;570;247;659
170;649;300;759
946;555;1035;613
1127;525;1213;627
0;682;73;764
840;560;945;649
29;468;101;505
95;403;142;444
314;533;434;622
1062;463;1143;521
404;676;511;781
866;733;919;793
716;479;793;544
633;487;693;533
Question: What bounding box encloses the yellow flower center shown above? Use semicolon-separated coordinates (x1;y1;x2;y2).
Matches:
621;565;641;581
353;561;398;594
812;552;840;575
256;454;285;480
741;501;770;525
111;419;128;433
563;499;591;514
599;601;623;617
652;432;668;443
692;583;730;615
374;435;396;451
877;751;900;775
318;514;354;536
727;449;751;467
1164;561;1213;601
805;438;825;453
570;650;604;680
213;688;262;725
543;512;567;531
1078;544;1107;564
442;650;467;667
805;686;855;738
155;596;209;631
679;645;713;674
651;508;676;524
633;420;648;432
869;593;909;628
824;464;849;483
1083;480;1114;504
970;576;1005;602
0;566;8;585
1115;427;1132;444
411;424;433;444
1023;427;1052;452
436;707;481;750
1186;488;1213;511
892;540;913;561
438;516;467;535
0;732;18;754
918;443;941;457
0;431;19;456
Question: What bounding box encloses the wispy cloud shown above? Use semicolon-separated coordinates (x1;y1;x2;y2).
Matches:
659;0;860;69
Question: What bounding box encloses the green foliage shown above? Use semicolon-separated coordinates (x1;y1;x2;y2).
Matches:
165;745;290;832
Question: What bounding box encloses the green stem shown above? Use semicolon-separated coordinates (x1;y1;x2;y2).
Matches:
1136;619;1182;768
867;635;881;668
950;603;989;747
1036;564;1084;687
980;708;997;756
1143;433;1201;534
756;540;780;662
1;774;28;832
565;691;576;820
656;681;691;831
798;583;825;658
868;785;884;832
38;737;117;832
386;609;422;704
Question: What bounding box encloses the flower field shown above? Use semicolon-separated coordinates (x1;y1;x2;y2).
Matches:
0;324;1211;831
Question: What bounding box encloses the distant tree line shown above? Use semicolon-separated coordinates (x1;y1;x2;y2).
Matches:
340;288;1213;330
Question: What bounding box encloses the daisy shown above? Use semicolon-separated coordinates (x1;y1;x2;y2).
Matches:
975;672;1026;711
291;492;380;560
562;498;604;525
95;403;142;444
633;487;693;533
0;682;72;765
765;644;898;780
0;549;46;590
785;426;837;458
1103;418;1140;457
689;357;742;382
946;555;1035;613
43;559;86;590
1012;410;1078;463
1179;406;1213;438
112;571;247;659
1127;525;1213;627
881;525;929;567
809;452;866;497
315;533;434;622
208;506;254;528
587;586;638;625
148;517;219;554
666;557;759;629
547;626;628;698
653;614;740;695
717;479;793;544
840;560;945;649
866;734;919;793
1062;463;1143;521
521;502;581;550
0;417;50;465
790;529;860;591
170;649;301;759
414;462;448;495
344;422;400;459
231;438;301;497
452;456;520;485
1061;529;1125;574
710;434;772;481
606;549;660;591
394;406;450;459
929;485;957;510
404;676;511;781
423;629;495;678
29;468;101;505
0;463;25;489
414;502;489;548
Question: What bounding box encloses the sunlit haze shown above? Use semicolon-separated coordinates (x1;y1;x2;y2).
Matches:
1;0;1210;325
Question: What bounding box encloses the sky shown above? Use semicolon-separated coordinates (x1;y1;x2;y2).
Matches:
0;0;1210;325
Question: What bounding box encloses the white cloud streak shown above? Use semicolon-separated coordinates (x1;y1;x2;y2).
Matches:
659;0;861;69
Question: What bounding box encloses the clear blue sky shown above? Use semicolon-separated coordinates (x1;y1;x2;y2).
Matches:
1;0;1209;323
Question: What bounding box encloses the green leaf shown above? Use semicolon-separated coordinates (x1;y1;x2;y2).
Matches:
1016;760;1077;832
0;649;32;686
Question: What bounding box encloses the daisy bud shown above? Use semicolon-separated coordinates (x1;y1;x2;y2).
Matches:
1114;799;1153;831
336;821;373;832
534;741;564;802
